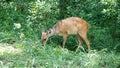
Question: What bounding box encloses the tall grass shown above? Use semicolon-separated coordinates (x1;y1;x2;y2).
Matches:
0;40;120;68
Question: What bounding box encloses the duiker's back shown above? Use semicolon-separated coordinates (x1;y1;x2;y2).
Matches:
55;17;89;34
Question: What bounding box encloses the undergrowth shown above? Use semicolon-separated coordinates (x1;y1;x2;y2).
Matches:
0;40;120;68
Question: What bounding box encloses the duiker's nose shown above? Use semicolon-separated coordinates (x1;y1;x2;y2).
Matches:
42;44;44;46
41;40;44;46
41;41;45;46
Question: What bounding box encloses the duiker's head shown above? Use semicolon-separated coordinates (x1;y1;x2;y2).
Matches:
41;28;52;46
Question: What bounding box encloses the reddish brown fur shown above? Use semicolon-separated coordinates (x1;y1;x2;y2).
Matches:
41;17;90;50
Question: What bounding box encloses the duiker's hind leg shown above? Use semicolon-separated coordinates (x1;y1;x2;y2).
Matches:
76;34;85;51
78;31;90;51
76;34;82;45
62;34;67;48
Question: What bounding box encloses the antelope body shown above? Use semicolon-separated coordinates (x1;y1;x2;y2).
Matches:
41;17;90;50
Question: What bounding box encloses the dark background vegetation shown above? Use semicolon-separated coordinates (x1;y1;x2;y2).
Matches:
0;0;119;51
0;0;120;67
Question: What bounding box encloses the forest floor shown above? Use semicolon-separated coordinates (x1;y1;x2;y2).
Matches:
0;42;120;68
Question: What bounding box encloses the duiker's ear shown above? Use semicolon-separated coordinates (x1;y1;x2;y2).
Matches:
41;28;45;32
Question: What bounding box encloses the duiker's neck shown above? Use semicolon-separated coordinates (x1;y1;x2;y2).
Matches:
51;26;57;35
48;27;57;37
48;23;58;37
51;23;58;34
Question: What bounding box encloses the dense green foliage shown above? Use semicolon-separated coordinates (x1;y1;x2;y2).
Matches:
0;0;120;67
